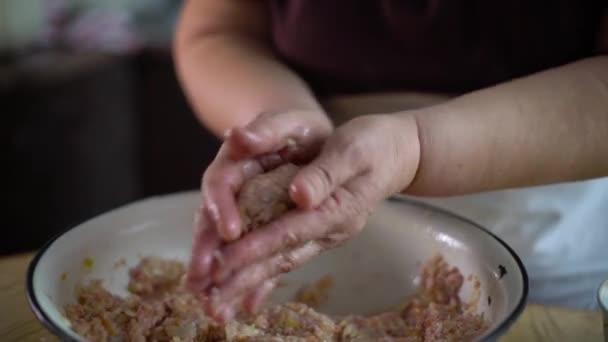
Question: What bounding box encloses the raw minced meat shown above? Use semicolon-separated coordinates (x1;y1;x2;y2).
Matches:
127;257;185;297
237;163;300;233
225;302;336;341
293;275;334;308
64;255;487;342
338;312;414;341
65;264;220;342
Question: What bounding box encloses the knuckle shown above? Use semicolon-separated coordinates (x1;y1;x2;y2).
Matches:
226;240;257;270
329;131;353;155
349;213;369;233
329;130;368;169
204;168;224;186
335;187;366;216
317;188;369;234
337;190;372;229
281;231;300;249
278;250;298;274
346;139;366;165
318;191;341;216
317;231;349;249
309;163;334;192
256;111;275;120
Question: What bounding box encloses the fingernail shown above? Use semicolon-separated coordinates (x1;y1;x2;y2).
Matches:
242;160;262;178
197;293;208;302
223;128;234;140
219;305;235;322
285;137;297;148
206;203;221;225
298;126;311;138
225;221;241;241
289;183;306;207
289;183;298;197
212;250;224;266
213;266;230;283
241;129;262;144
206;286;221;306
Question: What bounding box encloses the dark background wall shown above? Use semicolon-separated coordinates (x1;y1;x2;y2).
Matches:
1;49;220;254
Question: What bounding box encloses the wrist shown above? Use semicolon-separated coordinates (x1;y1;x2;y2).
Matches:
392;111;423;194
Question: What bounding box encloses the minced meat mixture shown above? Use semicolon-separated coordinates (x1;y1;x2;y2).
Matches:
64;255;487;341
237;163;300;233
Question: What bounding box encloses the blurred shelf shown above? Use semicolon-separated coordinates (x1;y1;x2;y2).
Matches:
1;49;219;254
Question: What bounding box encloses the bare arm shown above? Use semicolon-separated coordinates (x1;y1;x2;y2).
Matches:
187;14;608;316
323;92;451;126
404;55;608;196
173;0;325;137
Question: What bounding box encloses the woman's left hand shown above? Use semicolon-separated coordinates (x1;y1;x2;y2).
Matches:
205;113;422;320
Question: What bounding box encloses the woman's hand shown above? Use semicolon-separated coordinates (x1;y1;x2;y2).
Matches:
187;110;332;316
199;109;333;241
205;113;421;320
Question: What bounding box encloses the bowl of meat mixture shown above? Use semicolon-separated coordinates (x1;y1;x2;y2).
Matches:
27;165;528;342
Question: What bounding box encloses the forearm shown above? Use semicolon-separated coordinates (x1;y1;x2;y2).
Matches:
173;0;324;138
404;56;608;196
323;92;451;126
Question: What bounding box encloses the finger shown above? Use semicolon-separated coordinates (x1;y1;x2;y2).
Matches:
229;111;328;158
204;288;244;323
187;209;222;293
202;156;264;241
256;152;286;171
222;127;252;160
242;277;279;314
211;208;334;283
215;242;323;304
212;169;376;284
290;135;367;209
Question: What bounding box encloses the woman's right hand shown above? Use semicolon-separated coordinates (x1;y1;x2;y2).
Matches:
187;109;332;315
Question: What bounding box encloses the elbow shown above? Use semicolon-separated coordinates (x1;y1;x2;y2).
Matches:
172;9;193;73
172;10;221;88
172;5;222;67
172;18;194;96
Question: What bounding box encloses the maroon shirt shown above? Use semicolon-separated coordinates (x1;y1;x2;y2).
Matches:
269;1;605;95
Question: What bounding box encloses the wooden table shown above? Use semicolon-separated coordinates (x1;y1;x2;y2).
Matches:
1;253;604;341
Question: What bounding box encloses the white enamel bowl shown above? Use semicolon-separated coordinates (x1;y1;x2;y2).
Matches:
27;191;528;341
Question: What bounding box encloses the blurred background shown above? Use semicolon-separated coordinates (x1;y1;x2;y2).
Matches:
1;0;220;254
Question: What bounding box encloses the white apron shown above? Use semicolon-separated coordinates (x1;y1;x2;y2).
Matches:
415;179;608;309
327;95;608;309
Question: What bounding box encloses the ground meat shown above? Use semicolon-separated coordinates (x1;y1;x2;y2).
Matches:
337;256;485;342
64;282;127;341
64;255;487;342
338;312;415;341
293;275;334;308
419;255;464;307
225;303;336;341
127;257;185;298
237;163;300;232
65;259;219;342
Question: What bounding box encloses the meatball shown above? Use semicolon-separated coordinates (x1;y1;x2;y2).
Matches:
237;163;300;232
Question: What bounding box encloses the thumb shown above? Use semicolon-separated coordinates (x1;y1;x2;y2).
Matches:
290;138;365;209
